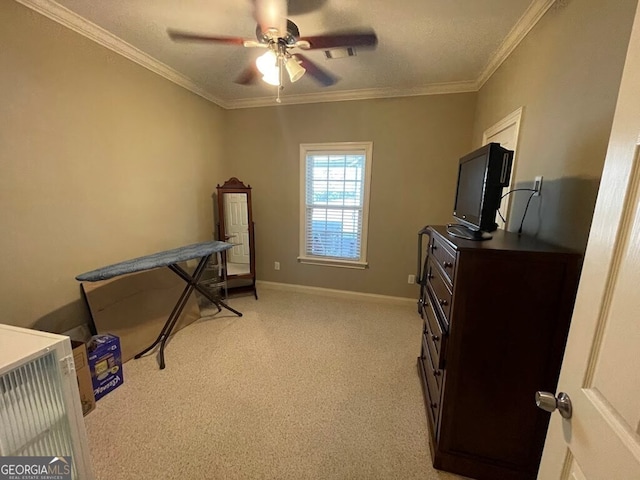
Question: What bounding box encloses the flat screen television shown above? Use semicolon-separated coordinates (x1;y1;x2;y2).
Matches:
449;143;514;241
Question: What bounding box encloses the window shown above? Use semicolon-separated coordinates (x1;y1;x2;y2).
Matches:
299;142;373;268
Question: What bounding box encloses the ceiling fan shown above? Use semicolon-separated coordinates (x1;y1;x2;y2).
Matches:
167;0;377;100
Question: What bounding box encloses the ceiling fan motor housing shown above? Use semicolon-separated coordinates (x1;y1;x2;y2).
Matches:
256;19;300;45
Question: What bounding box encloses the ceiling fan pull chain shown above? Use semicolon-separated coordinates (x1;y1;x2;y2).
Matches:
276;56;283;103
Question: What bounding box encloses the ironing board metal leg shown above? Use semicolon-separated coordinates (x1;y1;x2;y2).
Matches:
133;270;197;360
134;255;213;369
216;300;243;317
171;263;243;318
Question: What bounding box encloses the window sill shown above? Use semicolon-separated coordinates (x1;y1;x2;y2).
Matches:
297;256;368;269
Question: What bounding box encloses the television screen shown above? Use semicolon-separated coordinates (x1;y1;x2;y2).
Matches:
454;153;488;225
450;143;513;240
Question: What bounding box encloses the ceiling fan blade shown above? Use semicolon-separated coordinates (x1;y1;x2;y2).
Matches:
296;54;338;87
167;29;247;46
298;30;378;50
253;0;287;37
234;64;260;85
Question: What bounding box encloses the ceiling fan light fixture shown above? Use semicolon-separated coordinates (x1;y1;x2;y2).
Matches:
285;56;306;82
262;68;281;86
256;50;278;75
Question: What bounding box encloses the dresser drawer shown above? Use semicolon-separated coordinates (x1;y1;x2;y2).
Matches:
418;343;440;431
418;283;429;319
423;289;448;370
422;331;443;392
429;234;456;285
420;335;442;414
426;259;453;324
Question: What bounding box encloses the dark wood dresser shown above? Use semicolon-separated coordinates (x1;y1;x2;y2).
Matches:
417;225;581;480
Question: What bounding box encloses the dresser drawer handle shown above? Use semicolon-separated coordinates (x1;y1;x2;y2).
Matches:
431;334;439;342
431;402;438;409
438;299;448;307
431;243;437;252
433;369;441;377
443;261;453;269
427;273;434;280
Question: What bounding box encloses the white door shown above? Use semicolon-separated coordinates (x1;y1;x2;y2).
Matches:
483;107;523;229
537;8;640;480
223;193;250;265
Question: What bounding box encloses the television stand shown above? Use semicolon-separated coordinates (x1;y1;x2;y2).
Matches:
446;224;492;241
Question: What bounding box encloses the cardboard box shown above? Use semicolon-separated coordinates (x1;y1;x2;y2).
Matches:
80;266;201;363
87;334;124;401
71;340;96;416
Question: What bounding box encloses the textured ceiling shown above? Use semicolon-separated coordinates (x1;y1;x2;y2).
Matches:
35;0;540;108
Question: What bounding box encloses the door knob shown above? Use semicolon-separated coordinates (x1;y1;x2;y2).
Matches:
535;391;572;419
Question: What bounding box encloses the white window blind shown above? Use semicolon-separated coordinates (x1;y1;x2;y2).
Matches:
299;142;372;268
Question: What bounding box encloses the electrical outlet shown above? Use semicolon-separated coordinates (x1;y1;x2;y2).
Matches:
533;176;543;196
408;274;416;284
274;261;280;271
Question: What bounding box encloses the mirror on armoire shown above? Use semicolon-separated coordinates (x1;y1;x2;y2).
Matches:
216;177;257;299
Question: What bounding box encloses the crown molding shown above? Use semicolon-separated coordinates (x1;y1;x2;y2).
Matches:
477;0;557;89
14;0;227;108
225;81;479;109
16;0;552;110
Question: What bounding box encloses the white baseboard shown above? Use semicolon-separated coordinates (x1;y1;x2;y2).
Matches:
257;281;416;306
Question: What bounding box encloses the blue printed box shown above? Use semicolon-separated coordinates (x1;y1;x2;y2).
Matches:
87;334;123;401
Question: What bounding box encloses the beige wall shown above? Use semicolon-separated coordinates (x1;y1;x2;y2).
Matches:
3;0;637;331
0;2;226;331
473;0;638;251
222;95;476;298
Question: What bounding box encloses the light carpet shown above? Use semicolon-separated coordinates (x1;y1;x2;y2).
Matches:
84;286;466;479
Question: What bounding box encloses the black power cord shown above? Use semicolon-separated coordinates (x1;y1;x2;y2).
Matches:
496;188;537;230
517;191;537;235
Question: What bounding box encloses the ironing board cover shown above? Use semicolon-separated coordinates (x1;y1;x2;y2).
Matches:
76;241;233;282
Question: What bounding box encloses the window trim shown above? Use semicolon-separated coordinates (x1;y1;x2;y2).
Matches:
298;141;373;269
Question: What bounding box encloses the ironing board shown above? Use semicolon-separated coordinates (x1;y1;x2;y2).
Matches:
76;241;242;369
